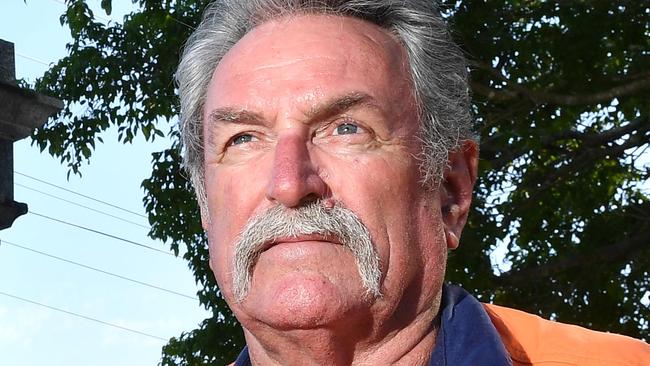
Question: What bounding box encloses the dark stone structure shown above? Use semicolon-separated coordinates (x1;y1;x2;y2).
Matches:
0;39;63;230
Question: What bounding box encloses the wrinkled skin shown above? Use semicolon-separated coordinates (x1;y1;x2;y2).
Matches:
201;15;478;365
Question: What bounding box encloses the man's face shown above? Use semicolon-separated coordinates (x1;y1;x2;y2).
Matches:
202;15;453;333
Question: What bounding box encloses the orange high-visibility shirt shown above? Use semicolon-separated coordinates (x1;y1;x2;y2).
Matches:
484;303;650;366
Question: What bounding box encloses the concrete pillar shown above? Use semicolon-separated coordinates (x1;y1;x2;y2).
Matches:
0;39;63;230
0;39;16;85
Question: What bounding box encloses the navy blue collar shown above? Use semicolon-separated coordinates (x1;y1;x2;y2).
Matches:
429;284;512;365
234;284;512;365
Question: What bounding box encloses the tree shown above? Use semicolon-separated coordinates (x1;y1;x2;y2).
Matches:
33;0;649;364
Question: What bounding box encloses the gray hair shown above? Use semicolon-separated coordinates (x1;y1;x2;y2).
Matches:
176;0;474;214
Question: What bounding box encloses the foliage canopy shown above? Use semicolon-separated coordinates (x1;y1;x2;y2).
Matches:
34;0;649;364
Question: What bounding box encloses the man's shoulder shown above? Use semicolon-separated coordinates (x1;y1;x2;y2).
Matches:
483;303;650;366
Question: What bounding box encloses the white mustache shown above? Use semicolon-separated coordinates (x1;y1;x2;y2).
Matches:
232;200;382;302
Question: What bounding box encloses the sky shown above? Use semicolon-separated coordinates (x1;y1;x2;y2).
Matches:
0;1;210;365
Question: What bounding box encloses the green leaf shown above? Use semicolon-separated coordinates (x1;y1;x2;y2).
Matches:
100;0;112;16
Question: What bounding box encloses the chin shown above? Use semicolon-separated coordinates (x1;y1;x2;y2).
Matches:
236;271;372;331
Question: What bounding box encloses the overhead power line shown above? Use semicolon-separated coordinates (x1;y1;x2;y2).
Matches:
167;14;195;30
15;182;149;229
15;171;148;219
15;52;51;67
0;290;167;341
28;210;173;256
0;239;197;301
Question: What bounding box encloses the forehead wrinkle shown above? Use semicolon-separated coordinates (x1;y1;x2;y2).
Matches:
248;55;342;73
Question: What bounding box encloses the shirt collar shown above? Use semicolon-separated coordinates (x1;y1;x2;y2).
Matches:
429;284;512;366
234;284;512;365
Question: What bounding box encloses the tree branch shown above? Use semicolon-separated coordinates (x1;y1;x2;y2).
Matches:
481;116;649;172
534;128;650;193
487;128;650;235
527;78;650;106
470;60;650;106
541;116;649;147
496;224;650;286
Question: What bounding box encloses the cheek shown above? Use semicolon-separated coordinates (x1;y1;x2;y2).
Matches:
204;167;259;291
339;153;422;212
362;156;438;241
327;153;424;243
205;165;264;232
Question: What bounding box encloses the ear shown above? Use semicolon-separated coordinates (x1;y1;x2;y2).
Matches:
441;140;479;250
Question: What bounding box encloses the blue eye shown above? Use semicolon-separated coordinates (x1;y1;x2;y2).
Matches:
231;134;256;145
335;123;359;135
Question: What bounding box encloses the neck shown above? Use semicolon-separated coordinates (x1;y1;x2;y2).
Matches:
243;300;441;365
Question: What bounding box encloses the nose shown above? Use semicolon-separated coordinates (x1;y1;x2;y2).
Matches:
265;134;327;207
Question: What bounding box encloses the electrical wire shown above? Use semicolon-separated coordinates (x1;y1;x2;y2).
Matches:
0;239;197;301
15;171;147;219
28;210;173;256
15;52;51;67
167;14;195;30
15;182;150;229
0;290;167;341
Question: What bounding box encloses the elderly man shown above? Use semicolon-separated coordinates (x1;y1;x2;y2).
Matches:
175;0;650;365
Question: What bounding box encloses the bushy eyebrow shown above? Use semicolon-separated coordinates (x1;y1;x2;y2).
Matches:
306;92;376;121
205;108;266;147
207;108;266;126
